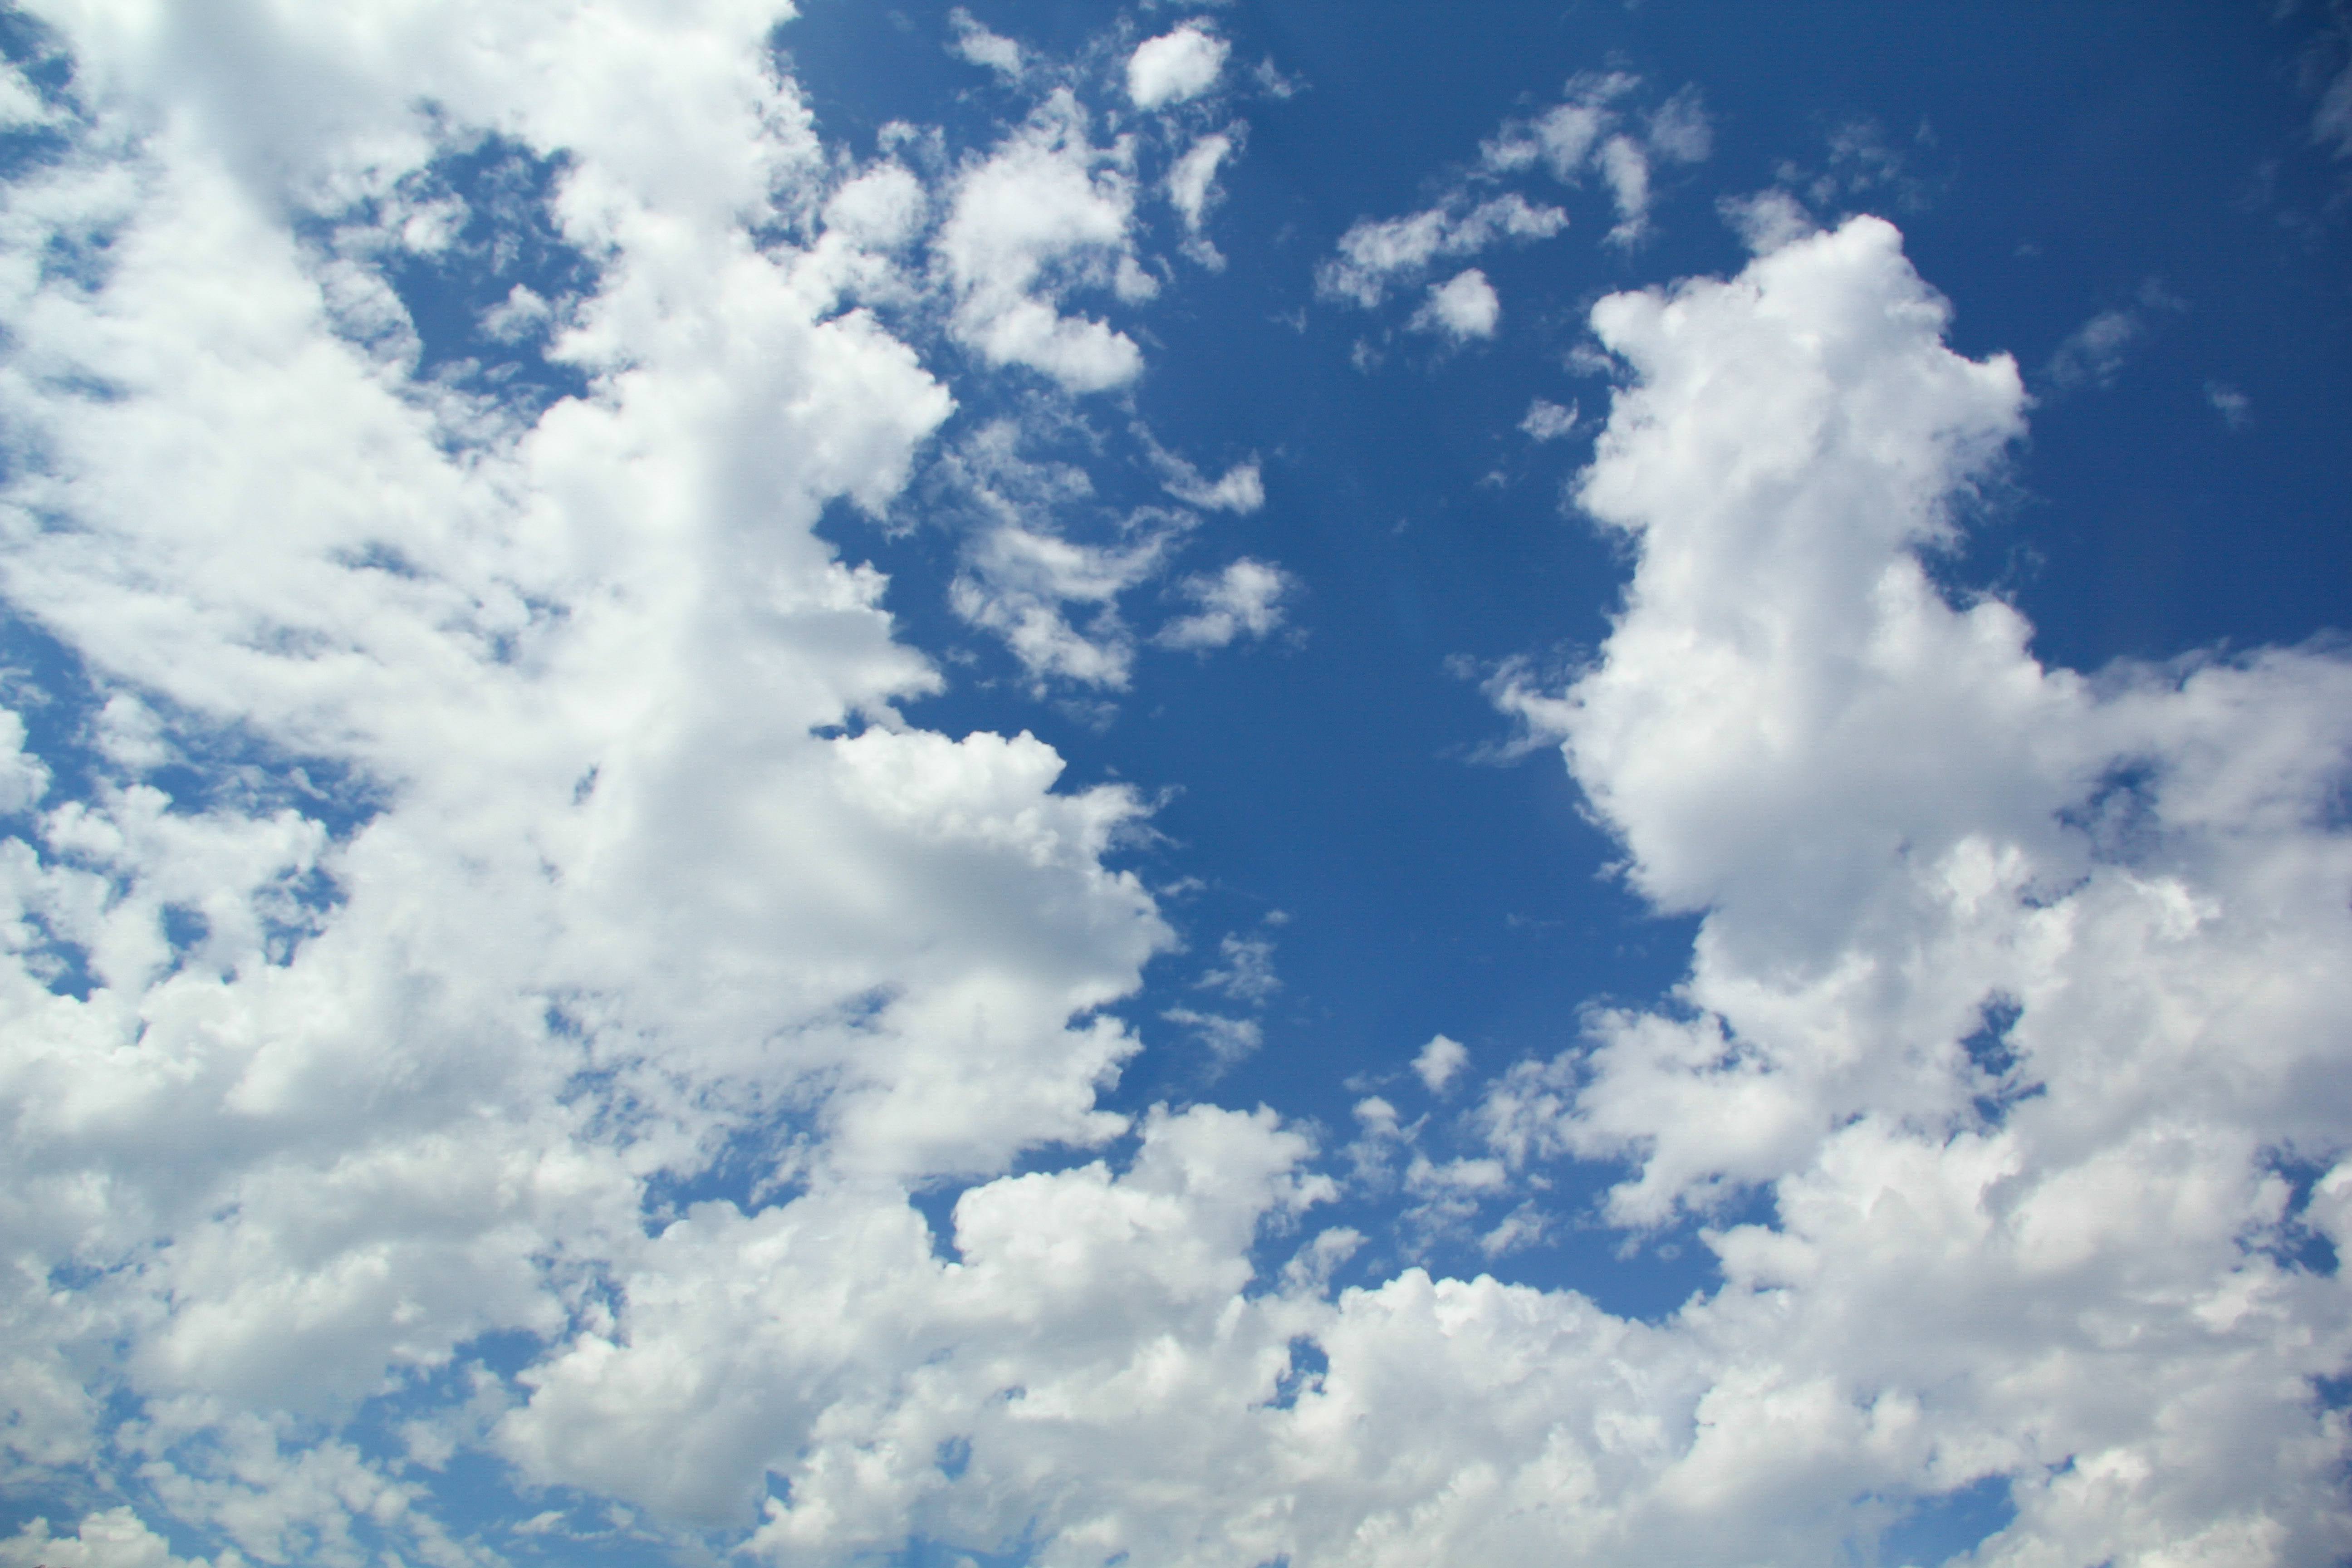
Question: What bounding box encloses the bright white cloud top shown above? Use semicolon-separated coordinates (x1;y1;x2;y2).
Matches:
1;5;2348;1568
1125;21;1228;111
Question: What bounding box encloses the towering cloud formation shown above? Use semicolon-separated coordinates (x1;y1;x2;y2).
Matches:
1486;216;2352;1564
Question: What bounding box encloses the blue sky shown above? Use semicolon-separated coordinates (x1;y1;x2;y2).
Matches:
1;4;2349;1567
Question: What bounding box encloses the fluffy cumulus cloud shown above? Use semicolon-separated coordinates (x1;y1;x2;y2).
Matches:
1160;559;1293;650
1126;21;1229;111
1413;1034;1470;1094
0;1508;226;1568
0;7;2345;1568
935;88;1150;392
1411;267;1501;341
1485;216;2352;1562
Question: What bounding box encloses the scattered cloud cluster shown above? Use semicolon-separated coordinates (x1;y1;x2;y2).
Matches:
1318;193;1566;309
1318;71;1710;347
905;15;1269;681
936;421;1280;688
1483;74;1712;245
0;8;2342;1568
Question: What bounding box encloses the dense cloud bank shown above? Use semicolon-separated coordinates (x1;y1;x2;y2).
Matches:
0;6;2346;1568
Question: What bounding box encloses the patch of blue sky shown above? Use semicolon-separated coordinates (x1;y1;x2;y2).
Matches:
888;1520;1046;1568
1872;1475;2018;1568
298;129;598;415
0;7;78;183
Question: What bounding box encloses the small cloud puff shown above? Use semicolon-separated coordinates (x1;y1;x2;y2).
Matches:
948;7;1024;77
479;283;553;343
1413;1034;1469;1094
1197;934;1280;1003
2205;380;2253;430
1166;458;1264;513
1519;398;1578;441
1160;559;1292;649
2045;280;2185;392
2045;307;2144;389
1127;22;1229;110
1167;132;1233;234
1161;1006;1263;1067
1718;189;1814;254
1412;269;1500;342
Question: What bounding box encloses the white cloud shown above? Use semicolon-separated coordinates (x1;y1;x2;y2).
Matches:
947;7;1024;78
1160;454;1264;512
1318;72;1710;314
1413;1033;1469;1094
0;1507;232;1568
1718;188;1815;254
478;280;552;342
1482;72;1639;178
2315;54;2352;157
1645;86;1713;165
1482;74;1707;245
1159;558;1293;650
931;421;1206;688
0;62;58;131
1197;932;1280;1002
824;162;928;250
0;706;53;812
1411;267;1500;341
1127;22;1230;111
2207;379;2254;429
1162;1005;1264;1066
1520;398;1579;441
951;521;1171;686
2044;281;2184;391
2044;306;2144;389
935;89;1145;391
932;422;1272;687
1597;135;1654;245
5;10;2347;1568
1166;130;1232;242
0;8;1204;1558
1481;216;2352;1558
1319;194;1565;309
